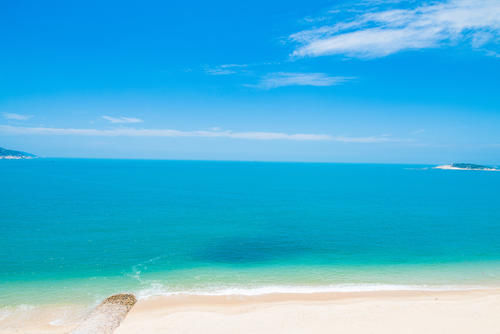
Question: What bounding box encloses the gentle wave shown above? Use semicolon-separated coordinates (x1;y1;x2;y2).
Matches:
135;283;488;299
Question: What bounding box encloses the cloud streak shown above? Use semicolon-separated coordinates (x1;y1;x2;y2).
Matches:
2;112;31;120
102;116;143;123
290;0;500;59
0;125;396;143
204;64;249;75
248;72;354;89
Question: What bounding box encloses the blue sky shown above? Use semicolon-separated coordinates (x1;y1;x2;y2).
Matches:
1;0;499;163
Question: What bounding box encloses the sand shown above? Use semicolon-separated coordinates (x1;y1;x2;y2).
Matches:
115;289;500;334
71;294;137;334
2;289;500;333
0;303;86;334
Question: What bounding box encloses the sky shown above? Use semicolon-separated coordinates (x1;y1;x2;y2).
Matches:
0;0;499;163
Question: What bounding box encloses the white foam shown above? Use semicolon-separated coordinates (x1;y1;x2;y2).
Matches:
48;307;78;327
136;283;487;300
0;304;37;324
0;309;12;321
128;256;164;283
49;318;65;326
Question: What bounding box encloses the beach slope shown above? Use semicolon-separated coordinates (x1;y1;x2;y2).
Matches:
116;290;500;334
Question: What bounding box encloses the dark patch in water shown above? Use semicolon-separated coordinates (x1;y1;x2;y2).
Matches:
194;236;306;264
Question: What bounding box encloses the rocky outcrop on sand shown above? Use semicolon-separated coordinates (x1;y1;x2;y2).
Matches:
71;294;137;334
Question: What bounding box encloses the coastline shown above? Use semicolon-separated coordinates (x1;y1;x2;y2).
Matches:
434;164;499;171
116;289;500;334
3;288;500;333
0;156;35;159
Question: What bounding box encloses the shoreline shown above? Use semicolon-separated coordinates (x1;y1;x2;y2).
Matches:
3;288;500;333
117;289;500;333
133;282;495;299
434;164;499;171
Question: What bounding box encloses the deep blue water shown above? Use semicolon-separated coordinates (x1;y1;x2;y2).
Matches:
2;159;500;306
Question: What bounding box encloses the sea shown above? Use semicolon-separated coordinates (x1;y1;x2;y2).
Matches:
1;159;500;326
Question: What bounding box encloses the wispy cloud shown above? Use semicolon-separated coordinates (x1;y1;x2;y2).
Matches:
290;0;500;59
248;72;354;89
2;112;31;120
102;116;143;123
204;64;249;75
204;62;282;76
0;125;397;143
332;135;395;143
485;49;500;58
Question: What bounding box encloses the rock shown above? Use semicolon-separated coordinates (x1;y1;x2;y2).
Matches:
71;293;137;334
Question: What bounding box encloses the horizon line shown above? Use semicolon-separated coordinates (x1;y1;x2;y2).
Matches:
7;156;491;166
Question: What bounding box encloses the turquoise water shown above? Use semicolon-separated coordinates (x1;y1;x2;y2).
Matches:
2;159;500;307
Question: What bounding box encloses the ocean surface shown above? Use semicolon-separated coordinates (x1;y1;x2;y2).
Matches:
2;159;500;322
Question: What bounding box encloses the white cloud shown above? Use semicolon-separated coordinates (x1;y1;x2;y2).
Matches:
205;64;248;75
0;125;397;143
249;72;354;89
290;0;500;59
485;50;500;57
332;135;395;143
102;116;143;123
205;68;237;75
471;31;494;48
2;112;31;120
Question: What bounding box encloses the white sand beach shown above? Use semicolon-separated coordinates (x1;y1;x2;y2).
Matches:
3;289;500;333
113;289;500;334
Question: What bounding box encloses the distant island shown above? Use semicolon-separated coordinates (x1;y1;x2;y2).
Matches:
0;147;36;159
434;163;499;171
